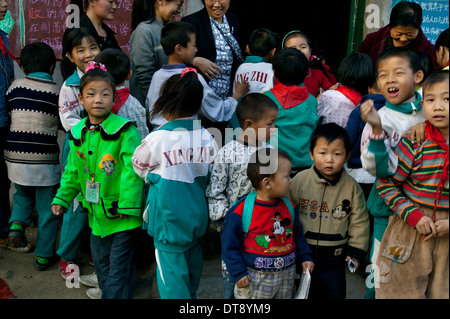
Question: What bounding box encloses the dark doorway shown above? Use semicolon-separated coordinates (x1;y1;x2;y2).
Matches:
229;0;353;74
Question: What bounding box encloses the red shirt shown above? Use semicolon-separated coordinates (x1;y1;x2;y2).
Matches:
304;68;333;97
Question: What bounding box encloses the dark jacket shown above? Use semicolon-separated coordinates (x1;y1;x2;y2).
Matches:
181;7;240;82
80;14;121;51
358;24;439;70
0;30;14;127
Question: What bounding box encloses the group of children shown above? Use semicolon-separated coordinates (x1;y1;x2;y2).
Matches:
0;12;448;300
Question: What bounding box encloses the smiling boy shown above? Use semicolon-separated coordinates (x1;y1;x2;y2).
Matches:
360;47;428;298
289;123;370;299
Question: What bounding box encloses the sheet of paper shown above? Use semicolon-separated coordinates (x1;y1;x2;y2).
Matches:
295;268;311;299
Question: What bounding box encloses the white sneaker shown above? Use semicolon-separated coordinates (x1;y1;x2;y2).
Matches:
86;287;102;299
80;272;98;287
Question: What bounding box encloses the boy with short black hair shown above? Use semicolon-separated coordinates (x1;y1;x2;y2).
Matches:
221;148;314;299
289;123;370;299
206;92;278;298
233;28;277;94
1;42;61;270
95;48;149;140
263;48;319;176
146;21;248;129
360;47;427;298
375;70;449;299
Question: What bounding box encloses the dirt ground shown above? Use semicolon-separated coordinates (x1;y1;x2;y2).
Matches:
0;216;367;300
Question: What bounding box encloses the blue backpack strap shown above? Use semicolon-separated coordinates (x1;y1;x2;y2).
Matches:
241;191;257;233
281;197;295;222
241;193;295;234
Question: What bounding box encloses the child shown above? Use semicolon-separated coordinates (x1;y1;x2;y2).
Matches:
318;52;373;127
233;28;277;94
94;48;149;140
206;93;278;298
282;30;337;98
375;70;449;299
360;47;427;299
221;148;314;299
289;123;370;299
132;69;219;299
52;64;144;299
56;27;101;284
263;48;319;176
146;21;248;129
345;79;386;200
59;27;101;131
435;28;449;70
2;42;61;271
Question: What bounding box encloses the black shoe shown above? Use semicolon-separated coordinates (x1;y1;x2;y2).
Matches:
34;256;57;271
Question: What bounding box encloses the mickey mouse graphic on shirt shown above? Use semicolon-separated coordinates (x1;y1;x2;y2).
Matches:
99;154;117;176
255;212;292;249
332;199;351;220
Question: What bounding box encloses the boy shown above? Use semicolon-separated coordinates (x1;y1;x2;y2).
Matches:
345;79;386;200
221;148;314;299
263;48;319;176
375;70;449;299
52;66;144;299
233;28;277;94
289;123;370;299
360;47;427;298
146;21;249;129
206;93;278;298
1;43;61;271
95;48;149;140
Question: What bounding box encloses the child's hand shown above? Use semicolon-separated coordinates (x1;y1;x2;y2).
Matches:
301;261;314;273
361;100;382;134
233;80;250;100
403;122;426;145
236;275;251;288
415;215;437;236
422;219;449;242
52;204;66;216
119;214;128;219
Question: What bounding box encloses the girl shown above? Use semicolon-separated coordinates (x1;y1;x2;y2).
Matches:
282;30;338;98
56;28;100;288
132;68;219;299
59;28;101;131
129;0;184;106
318;52;374;127
52;63;144;299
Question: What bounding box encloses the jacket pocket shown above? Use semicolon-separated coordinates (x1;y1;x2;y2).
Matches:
100;195;121;220
377;214;416;284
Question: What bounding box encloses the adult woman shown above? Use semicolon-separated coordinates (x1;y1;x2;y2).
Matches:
359;1;439;70
129;0;184;106
72;0;121;50
182;0;243;99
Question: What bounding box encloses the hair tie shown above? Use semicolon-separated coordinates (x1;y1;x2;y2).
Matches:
282;30;303;49
85;62;107;73
181;67;198;78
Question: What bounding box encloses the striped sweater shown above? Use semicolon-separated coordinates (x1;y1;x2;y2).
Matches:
376;135;449;228
4;76;60;165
